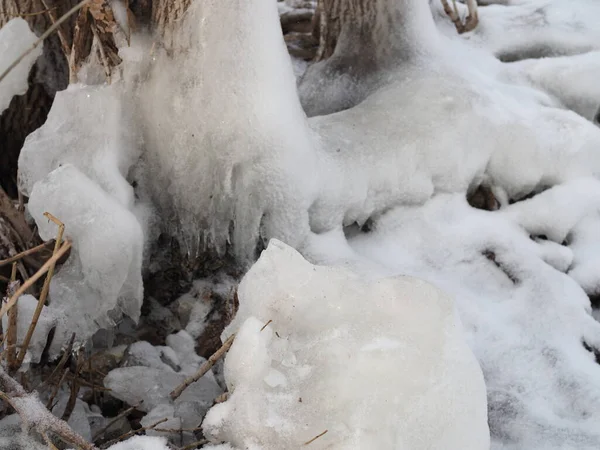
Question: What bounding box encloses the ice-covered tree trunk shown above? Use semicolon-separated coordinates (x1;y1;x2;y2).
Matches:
300;0;440;116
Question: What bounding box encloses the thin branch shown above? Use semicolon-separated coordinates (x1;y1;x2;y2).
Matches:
303;430;328;446
100;418;169;449
0;241;52;268
0;367;97;450
0;241;71;319
92;402;143;443
170;333;235;400
16;213;65;368
0;0;90;85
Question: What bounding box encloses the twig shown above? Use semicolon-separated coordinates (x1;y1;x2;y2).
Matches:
34;333;75;392
178;439;209;450
5;266;19;371
260;319;272;332
0;367;97;450
100;418;169;449
0;241;52;268
92;402;143;442
0;240;71;319
0;0;90;84
16;213;65;368
90;24;112;83
46;366;69;411
62;350;84;422
170;333;235;400
40;0;72;58
303;430;328;446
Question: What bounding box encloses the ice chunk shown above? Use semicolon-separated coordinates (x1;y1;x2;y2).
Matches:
0;19;42;113
1;294;57;364
203;240;489;449
104;366;222;413
18;84;141;209
27;164;144;357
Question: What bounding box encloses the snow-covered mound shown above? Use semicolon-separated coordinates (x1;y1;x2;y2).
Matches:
0;18;41;114
203;240;490;449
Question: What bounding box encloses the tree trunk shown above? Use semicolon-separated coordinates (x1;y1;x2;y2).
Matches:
0;0;75;198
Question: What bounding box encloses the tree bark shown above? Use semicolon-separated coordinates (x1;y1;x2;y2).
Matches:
0;0;76;197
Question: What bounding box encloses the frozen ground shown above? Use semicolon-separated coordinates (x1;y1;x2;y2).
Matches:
2;0;600;448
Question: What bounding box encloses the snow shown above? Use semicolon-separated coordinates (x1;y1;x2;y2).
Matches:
0;19;41;114
202;240;489;449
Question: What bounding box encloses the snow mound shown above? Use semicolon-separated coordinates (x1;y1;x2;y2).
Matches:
0;18;41;113
203;240;489;449
348;188;600;449
27;164;144;357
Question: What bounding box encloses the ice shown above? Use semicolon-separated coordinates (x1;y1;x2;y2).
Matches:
0;19;42;114
138;0;319;260
18;84;141;209
27;164;144;357
202;240;489;449
104;366;221;414
1;294;57;364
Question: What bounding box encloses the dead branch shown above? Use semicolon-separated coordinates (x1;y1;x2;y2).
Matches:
303;430;328;446
0;240;71;319
16;213;65;368
170;333;235;400
0;0;90;84
100;417;169;449
0;241;54;268
92;402;143;443
5;269;19;371
0;366;97;450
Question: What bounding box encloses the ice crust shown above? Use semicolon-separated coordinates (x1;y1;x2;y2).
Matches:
202;240;490;450
0;19;41;114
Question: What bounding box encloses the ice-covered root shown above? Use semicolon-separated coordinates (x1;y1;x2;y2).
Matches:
27;164;144;358
432;0;600;61
440;0;479;34
346;194;600;448
298;0;443;117
505;51;600;122
0;19;42;113
568;214;600;299
202;240;490;450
